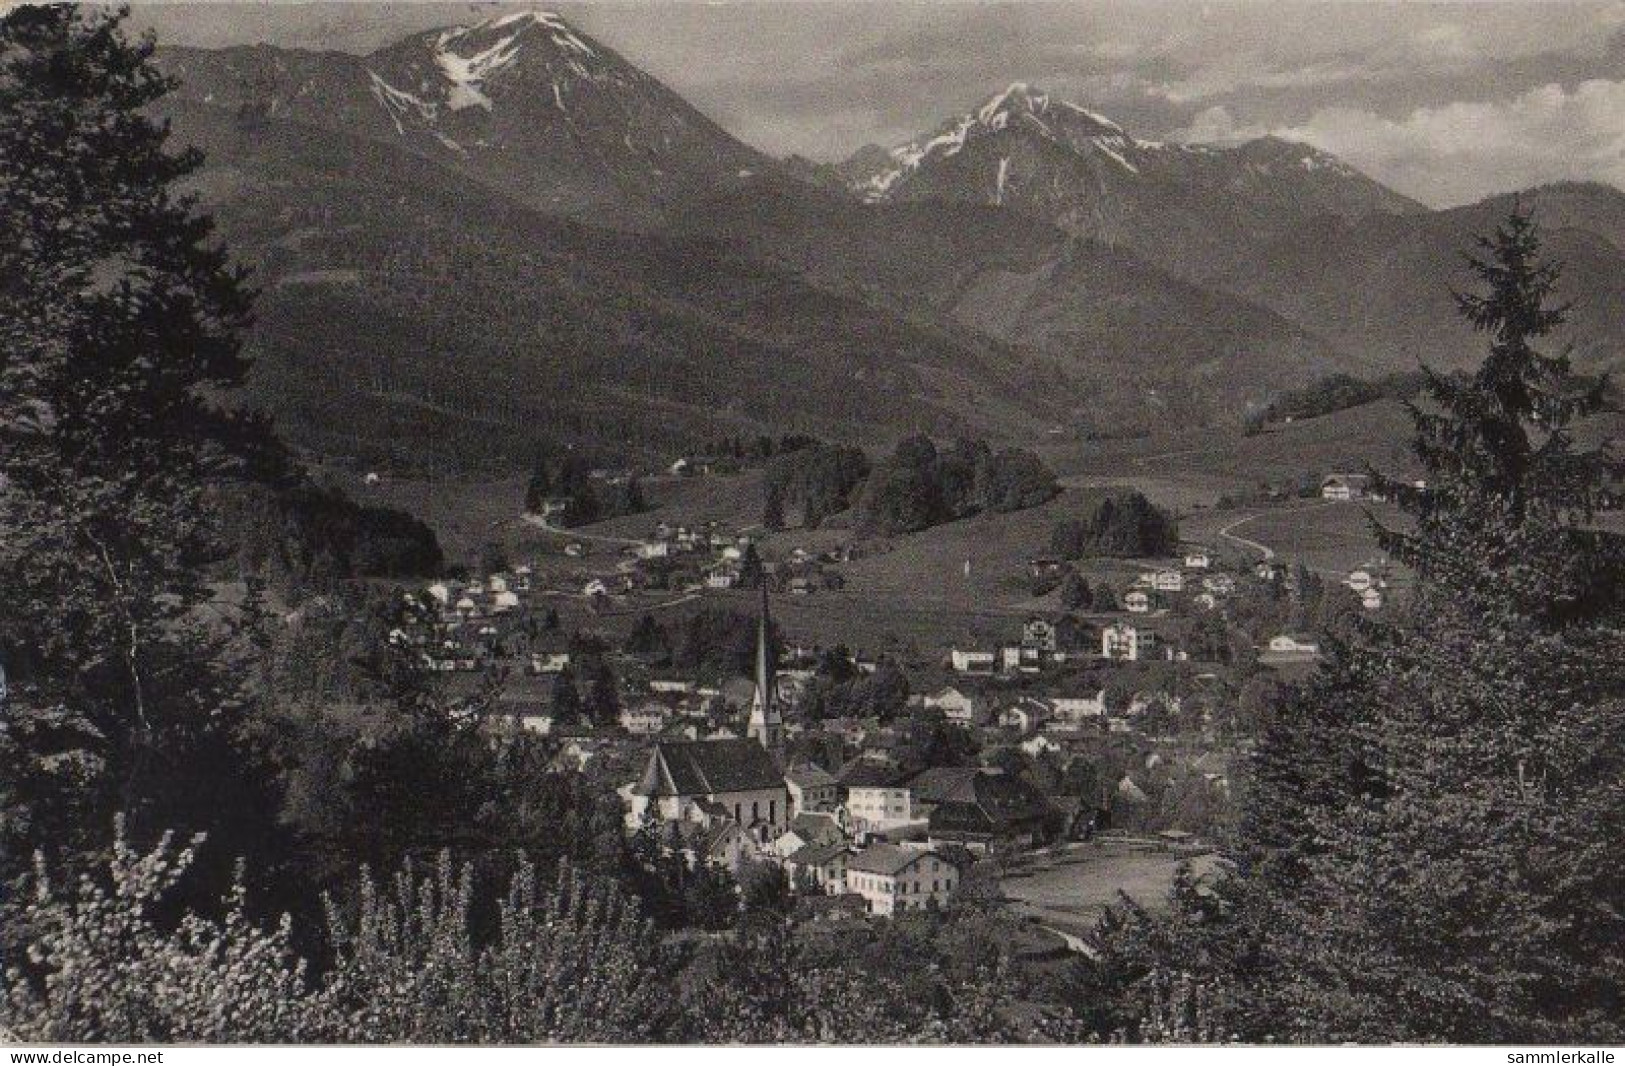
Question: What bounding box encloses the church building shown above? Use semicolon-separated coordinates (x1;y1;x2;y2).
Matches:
628;582;789;839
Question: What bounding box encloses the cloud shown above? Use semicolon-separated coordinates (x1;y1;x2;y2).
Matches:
1168;81;1625;207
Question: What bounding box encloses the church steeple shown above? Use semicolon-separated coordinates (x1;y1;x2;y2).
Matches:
746;579;783;756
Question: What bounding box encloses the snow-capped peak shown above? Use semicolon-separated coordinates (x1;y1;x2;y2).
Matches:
857;83;1143;201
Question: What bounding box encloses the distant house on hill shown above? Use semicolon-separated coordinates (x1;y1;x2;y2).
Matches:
620;702;671;736
1259;633;1322;665
1102;621;1151;661
1149;569;1184;593
998;697;1051;734
949;649;997;675
1021;617;1057;653
1321;473;1373;501
1124;589;1152;614
922;685;980;725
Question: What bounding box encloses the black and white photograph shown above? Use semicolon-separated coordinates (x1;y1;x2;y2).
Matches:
2;0;1624;1050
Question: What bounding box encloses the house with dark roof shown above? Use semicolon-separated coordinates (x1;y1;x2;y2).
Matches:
768;809;848;859
785;761;838;816
786;841;855;894
917;768;1056;853
629;738;789;838
846;844;962;915
673;819;752;874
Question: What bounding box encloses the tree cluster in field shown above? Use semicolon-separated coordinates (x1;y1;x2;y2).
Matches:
694;432;825;471
793;647;911;722
761;441;870;529
1050;491;1179;560
218;480;444;593
524;447;646;527
1243;370;1428;434
853;435;1058;536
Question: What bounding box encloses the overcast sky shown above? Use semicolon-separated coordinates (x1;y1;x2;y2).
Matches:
126;0;1625;206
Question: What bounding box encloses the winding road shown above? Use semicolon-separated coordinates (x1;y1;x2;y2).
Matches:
520;513;641;546
1214;499;1347;562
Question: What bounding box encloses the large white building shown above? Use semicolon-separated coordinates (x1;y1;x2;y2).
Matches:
842;764;914;832
846;844;962;916
1102;621;1151;661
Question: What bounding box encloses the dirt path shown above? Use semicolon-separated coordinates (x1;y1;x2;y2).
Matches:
1215;499;1345;561
520;513;641;546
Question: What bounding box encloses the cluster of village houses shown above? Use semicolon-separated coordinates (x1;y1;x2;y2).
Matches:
576;520;844;601
380;481;1406;915
618;594;1066;916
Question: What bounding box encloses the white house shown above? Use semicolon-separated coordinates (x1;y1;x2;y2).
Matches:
1321;473;1372;501
998;698;1051;734
1183;549;1212;570
842;765;913;832
1149;569;1184;593
787;842;853;894
1259;633;1322;665
1021;617;1057;652
785;763;839;816
949;649;997;675
1050;693;1108;722
620;702;671;736
1102;622;1150;661
1361;587;1384;611
845;845;961;916
582;578;611;598
922;686;979;724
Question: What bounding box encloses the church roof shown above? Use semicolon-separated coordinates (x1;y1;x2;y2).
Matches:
633;739;784;797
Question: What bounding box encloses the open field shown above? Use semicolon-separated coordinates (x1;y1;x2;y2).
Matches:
1000;839;1220;939
1042;399;1419;495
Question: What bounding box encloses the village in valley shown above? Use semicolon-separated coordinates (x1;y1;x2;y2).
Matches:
377;449;1407;944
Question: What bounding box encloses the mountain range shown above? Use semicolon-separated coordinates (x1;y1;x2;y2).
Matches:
150;10;1625;472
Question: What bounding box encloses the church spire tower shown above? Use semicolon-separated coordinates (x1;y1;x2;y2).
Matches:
746;579;783;756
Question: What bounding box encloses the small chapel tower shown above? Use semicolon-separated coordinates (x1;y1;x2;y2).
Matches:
746;580;783;758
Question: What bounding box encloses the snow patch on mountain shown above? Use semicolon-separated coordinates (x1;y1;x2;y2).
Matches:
859;82;1150;201
368;72;436;132
434;25;524;110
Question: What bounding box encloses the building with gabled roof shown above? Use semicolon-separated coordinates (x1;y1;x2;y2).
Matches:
785;761;838;816
629;738;789;838
846;844;963;915
918;768;1055;853
786;841;855;894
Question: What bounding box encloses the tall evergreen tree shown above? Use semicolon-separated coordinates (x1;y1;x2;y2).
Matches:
1223;209;1625;1042
0;6;286;878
